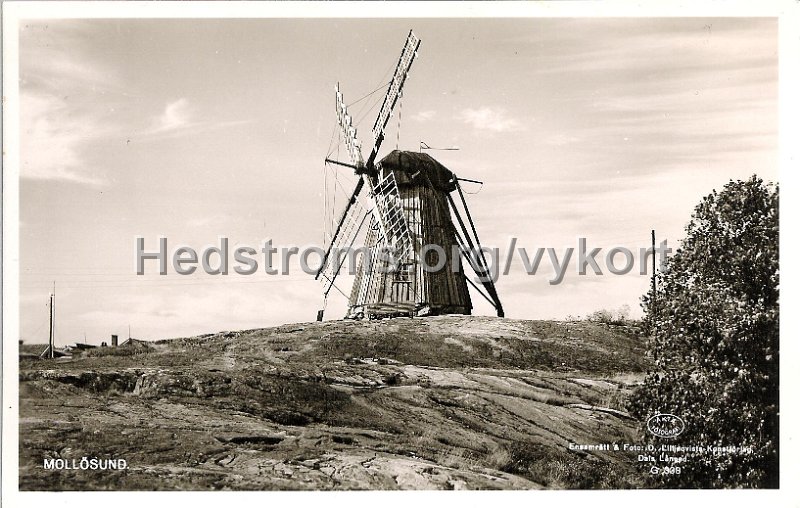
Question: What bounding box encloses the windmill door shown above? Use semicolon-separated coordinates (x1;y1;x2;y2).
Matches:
390;264;413;303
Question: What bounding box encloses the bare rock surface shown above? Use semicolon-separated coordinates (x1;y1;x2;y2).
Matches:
19;316;648;490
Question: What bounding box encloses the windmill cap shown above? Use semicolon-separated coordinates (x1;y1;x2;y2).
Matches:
378;150;457;192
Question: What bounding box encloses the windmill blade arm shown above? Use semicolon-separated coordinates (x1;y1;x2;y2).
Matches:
368;30;421;166
324;158;360;171
321;210;370;298
316;177;365;280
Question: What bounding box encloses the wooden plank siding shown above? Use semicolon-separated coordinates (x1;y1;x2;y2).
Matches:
347;151;472;319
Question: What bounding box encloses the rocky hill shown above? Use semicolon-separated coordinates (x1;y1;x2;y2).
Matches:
19;316;651;490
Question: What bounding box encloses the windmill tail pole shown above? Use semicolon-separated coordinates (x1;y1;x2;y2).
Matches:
453;181;504;318
447;191;504;317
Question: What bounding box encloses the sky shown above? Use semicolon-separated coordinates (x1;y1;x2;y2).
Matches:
16;17;778;344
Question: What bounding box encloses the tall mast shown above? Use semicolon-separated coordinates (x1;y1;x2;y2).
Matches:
48;283;55;359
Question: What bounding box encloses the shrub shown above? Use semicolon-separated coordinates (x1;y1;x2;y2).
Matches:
586;304;631;325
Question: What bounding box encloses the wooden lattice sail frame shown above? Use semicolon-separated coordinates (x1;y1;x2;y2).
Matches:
317;30;503;320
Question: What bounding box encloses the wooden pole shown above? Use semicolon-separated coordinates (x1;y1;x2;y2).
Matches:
48;289;54;359
651;230;657;317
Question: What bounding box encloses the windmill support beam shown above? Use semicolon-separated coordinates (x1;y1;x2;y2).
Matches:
464;272;496;307
447;189;504;317
452;223;500;311
452;227;497;308
454;180;504;315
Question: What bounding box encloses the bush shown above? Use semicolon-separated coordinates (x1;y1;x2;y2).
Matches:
586;304;631;325
629;176;778;488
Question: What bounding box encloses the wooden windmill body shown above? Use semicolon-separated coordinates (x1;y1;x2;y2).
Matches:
347;150;473;319
317;31;503;321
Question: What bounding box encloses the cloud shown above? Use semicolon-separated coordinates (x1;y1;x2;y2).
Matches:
186;214;229;228
19;23;121;186
20;91;108;186
526;19;776;79
456;107;525;133
544;133;580;146
146;98;194;134
20;22;123;94
139;98;252;140
411;110;436;122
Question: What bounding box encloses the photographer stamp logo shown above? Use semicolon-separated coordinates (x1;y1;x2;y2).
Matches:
647;413;685;438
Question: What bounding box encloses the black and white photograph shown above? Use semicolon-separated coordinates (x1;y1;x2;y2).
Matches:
2;1;797;502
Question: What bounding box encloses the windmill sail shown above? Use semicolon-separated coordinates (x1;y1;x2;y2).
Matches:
315;85;369;295
318;198;369;297
368;30;421;166
371;166;414;263
335;84;365;167
317;33;421;301
318;30;503;321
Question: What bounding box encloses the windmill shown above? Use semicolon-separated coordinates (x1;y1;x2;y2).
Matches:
317;30;503;321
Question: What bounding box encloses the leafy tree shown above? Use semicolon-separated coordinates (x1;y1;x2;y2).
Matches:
629;176;778;488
